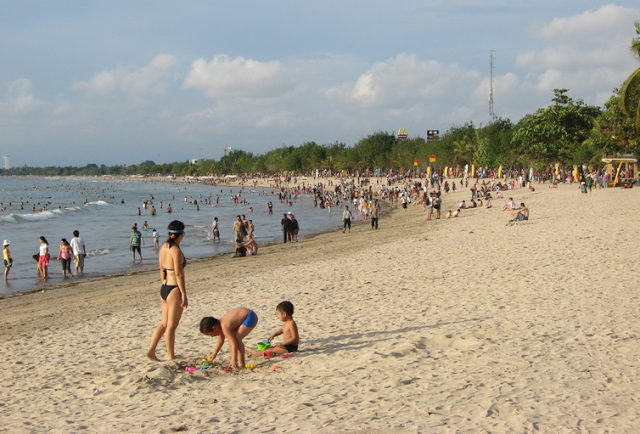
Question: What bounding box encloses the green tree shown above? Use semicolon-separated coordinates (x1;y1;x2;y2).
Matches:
512;89;601;165
620;21;640;131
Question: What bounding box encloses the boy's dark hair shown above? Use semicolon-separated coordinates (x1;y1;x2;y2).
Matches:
276;301;294;315
73;230;79;237
200;316;219;333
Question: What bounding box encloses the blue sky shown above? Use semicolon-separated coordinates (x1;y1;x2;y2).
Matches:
1;1;639;167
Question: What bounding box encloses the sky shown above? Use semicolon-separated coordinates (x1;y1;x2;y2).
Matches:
1;1;639;167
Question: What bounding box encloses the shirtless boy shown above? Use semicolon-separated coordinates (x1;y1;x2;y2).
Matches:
510;202;530;221
200;307;258;370
248;301;299;356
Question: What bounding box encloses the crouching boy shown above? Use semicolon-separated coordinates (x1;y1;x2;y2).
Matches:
200;307;258;370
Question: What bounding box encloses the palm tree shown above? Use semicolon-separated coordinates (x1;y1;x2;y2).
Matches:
620;21;640;132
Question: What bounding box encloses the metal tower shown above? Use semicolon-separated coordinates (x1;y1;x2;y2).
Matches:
489;50;495;124
2;154;9;170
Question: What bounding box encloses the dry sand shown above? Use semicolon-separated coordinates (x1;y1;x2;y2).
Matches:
1;181;640;433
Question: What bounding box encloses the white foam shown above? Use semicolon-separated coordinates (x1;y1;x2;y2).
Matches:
87;248;110;256
85;200;110;206
19;211;56;221
0;214;17;223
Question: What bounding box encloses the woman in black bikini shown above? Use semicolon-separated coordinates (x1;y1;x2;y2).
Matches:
147;220;188;361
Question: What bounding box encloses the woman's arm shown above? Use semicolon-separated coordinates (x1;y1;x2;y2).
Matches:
172;247;187;308
158;245;165;282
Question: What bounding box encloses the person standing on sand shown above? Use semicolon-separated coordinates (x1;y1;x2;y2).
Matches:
232;215;244;243
342;206;353;233
212;217;220;242
57;238;74;278
37;236;50;279
281;213;291;243
70;230;86;275
434;193;442;219
129;226;144;261
147;220;188;362
371;199;380;230
3;240;12;280
290;214;299;242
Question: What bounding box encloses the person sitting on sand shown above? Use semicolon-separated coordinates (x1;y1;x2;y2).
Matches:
232;241;247;258
502;198;516;211
200;307;258;370
510;203;529;221
248;301;299;356
244;234;258;255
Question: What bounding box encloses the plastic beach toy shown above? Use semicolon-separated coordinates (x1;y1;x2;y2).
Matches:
270;365;280;371
245;364;256;369
262;350;276;358
185;367;197;372
281;353;294;359
257;341;271;351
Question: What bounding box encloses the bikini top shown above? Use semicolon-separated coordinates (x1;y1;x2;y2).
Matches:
162;247;187;279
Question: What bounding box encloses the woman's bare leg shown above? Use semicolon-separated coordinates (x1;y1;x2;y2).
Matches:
147;299;168;361
164;289;184;361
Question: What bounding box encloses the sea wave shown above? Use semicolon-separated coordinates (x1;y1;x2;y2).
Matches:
9;211;57;222
85;200;110;206
87;248;109;256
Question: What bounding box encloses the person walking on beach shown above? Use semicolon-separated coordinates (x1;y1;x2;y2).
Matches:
342;206;353;233
57;238;74;278
3;240;12;280
152;229;160;249
129;226;144;261
37;236;50;279
147;220;188;362
212;217;220;242
70;230;86;275
281;213;291;243
434;193;442;219
232;215;244;243
290;214;299;242
371;199;380;230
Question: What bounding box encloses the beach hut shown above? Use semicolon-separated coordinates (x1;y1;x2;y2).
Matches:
601;155;638;187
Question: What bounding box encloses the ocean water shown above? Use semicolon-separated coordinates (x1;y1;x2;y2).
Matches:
0;177;345;297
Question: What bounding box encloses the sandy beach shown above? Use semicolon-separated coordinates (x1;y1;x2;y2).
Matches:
1;181;640;433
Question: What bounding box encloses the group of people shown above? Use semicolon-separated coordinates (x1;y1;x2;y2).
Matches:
146;220;299;370
280;212;300;243
31;231;87;280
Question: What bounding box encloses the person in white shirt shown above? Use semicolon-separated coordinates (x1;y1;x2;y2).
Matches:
70;230;86;275
502;198;517;211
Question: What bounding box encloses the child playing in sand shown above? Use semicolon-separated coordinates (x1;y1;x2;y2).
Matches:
200;307;258;370
248;301;299;356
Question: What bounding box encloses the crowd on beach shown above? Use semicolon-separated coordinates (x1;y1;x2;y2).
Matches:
2;231;87;282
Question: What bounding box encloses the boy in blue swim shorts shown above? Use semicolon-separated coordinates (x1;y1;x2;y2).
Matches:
200;307;258;370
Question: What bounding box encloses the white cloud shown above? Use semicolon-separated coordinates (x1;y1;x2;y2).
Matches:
182;55;295;100
0;78;41;118
72;54;178;96
324;53;480;108
515;4;639;94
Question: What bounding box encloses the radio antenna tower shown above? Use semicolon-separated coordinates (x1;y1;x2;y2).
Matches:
489;49;495;124
2;154;9;170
